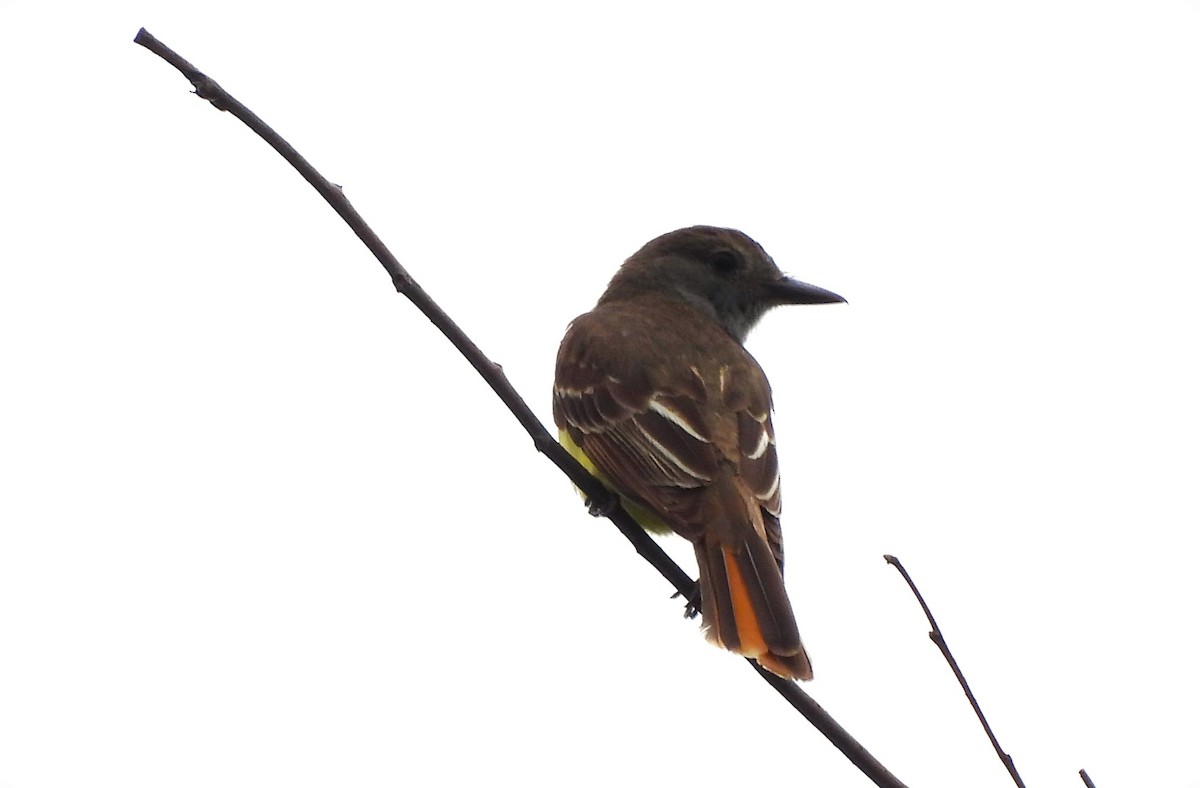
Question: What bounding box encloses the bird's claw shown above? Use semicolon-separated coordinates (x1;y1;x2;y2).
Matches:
585;490;619;518
672;583;702;620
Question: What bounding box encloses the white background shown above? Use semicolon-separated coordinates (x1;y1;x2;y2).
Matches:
2;2;1198;786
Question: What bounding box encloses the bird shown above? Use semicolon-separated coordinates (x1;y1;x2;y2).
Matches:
552;225;844;680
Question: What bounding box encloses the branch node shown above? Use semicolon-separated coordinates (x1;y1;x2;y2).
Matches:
193;76;231;110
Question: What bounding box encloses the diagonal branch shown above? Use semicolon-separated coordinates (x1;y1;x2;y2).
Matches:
131;27;694;605
133;27;908;788
884;554;1025;788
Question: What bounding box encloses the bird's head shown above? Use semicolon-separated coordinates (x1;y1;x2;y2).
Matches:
599;226;845;343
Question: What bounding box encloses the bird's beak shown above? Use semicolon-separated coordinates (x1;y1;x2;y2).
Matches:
769;276;846;306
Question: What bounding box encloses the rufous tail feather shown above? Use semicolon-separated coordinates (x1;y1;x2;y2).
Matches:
694;538;812;681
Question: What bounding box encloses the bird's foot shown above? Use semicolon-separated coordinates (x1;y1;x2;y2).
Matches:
672;582;703;620
584;489;619;518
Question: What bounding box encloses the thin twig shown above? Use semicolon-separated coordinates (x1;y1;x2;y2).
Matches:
1079;768;1097;788
884;555;1025;788
134;28;909;788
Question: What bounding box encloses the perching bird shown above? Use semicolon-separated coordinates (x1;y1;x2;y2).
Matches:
553;226;844;680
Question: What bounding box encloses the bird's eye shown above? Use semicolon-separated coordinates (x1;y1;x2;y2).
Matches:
709;249;739;275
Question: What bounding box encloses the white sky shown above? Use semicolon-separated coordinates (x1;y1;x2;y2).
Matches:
2;2;1198;787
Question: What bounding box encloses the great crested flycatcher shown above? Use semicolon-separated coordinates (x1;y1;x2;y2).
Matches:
553;226;844;680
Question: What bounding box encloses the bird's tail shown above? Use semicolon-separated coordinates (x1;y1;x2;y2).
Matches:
694;532;812;681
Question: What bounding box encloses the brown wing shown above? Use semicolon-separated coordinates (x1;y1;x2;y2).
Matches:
552;299;784;553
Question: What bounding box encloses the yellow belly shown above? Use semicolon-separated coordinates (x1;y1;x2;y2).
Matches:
559;428;673;534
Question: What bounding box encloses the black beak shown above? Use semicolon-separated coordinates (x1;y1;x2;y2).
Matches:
769;276;846;306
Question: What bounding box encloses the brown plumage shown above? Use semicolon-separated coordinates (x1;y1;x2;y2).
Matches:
553;226;843;680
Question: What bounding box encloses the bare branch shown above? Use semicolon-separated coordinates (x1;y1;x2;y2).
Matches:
884;554;1025;788
752;663;908;786
134;27;909;788
1079;768;1097;787
133;23;694;605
